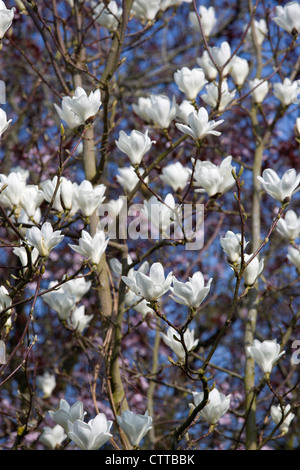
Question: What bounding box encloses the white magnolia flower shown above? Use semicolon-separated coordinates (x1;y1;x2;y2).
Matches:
42;281;77;320
241;253;264;286
220;230;248;263
122;261;172;301
69;229;108;265
26;222;64;257
143;193;177;233
201;80;236;111
229;56;250;86
115;129;155;165
249;78;269;103
36;372;56;398
160;162;192;191
68;413;113;451
273;1;300;35
245;19;268;46
116;166;148;193
117;410;152;447
92;0;122;31
0;285;11;313
39;425;67;450
176;107;224;140
62;276;92;304
193;155;236;197
132;97;152;122
190;388;231;425
66;305;93;333
176;100;196;124
161;326;198;360
174;67;208;101
131;0;161;23
0;0;15;39
20;185;44;218
0;108;12;137
287;245;300;270
257;168;300;202
48;399;87;433
54;86;101;129
189;5;217;37
196;51;218;81
246;339;285;374
73;180;106;217
276;210;300;240
270;404;295;434
144;94;178;129
170;271;212;309
208;41;232;75
273;78;299;106
0;171;27;211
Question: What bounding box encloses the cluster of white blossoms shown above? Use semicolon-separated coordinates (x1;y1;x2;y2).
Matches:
40;398;153;450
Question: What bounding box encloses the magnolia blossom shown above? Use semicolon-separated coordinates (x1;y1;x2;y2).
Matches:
115;129;155;165
241;253;264;286
160;162;191;191
201;80;236;111
229;56;250;86
20;185;44;218
62;276;92;304
196;51;218;81
66;305;93;333
0;285;11;312
273;1;300;35
41;176;72;213
132;97;152;121
176;100;195;124
249;78;269;103
190;388;231;425
174;67;208;101
193;155;235;197
92;0;122;31
0;108;11;137
131;0;161;23
122;261;172;301
68;414;113;451
275;210;300;240
270;404;295;434
73;180;106;217
143;193;177;234
220;230;248;263
273;78;299;106
0;339;6;364
0;0;15;39
144;94;178;129
42;281;77;320
54;86;101;129
69;229;108;265
287;245;300;271
117;410;152;447
0;171;27;211
176;107;224;140
245;19;268;46
39;425;67;450
48;399;87;433
257;168;300;202
189;5;217;36
170;271;212;309
26;222;64;257
208;41;232;75
116;166;148;193
36;372;56;398
161;326;198;360
246;339;285;374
